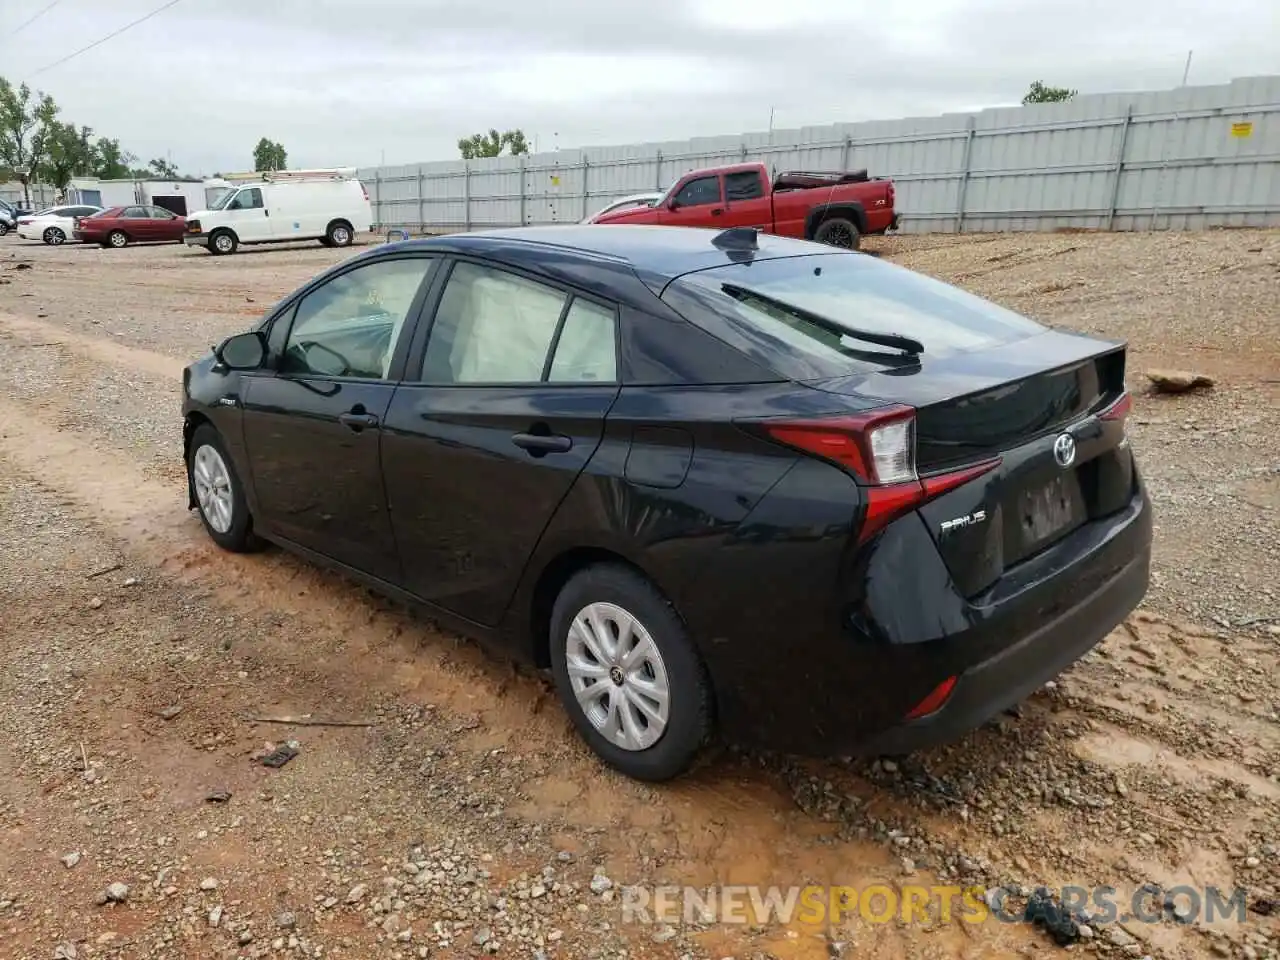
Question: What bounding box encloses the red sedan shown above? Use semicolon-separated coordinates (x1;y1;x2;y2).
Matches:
74;205;187;248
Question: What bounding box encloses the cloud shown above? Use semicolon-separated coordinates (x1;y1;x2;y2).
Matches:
3;0;1276;175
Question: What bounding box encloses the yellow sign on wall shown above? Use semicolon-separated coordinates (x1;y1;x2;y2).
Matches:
1230;121;1254;138
550;175;561;186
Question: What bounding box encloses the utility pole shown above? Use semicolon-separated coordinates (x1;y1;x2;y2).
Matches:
1181;49;1193;86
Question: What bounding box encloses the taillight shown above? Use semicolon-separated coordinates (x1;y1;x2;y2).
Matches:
758;405;1001;544
1098;391;1131;421
904;675;957;720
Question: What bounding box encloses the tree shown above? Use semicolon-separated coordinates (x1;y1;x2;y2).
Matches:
457;128;529;160
1022;81;1077;105
92;138;134;179
0;77;58;205
148;157;179;179
36;121;95;190
253;138;287;172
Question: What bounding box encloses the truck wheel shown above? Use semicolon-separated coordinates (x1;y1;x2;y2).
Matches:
209;230;238;255
814;217;861;250
325;220;354;247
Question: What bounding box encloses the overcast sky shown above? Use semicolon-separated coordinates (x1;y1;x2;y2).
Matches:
4;0;1277;175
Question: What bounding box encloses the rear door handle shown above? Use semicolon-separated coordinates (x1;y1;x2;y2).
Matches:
512;432;572;454
710;208;723;216
338;412;379;431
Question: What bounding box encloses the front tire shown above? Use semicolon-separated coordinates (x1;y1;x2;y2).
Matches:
209;229;237;255
187;424;260;552
107;230;128;248
0;222;9;236
43;226;66;246
549;564;712;781
813;216;861;250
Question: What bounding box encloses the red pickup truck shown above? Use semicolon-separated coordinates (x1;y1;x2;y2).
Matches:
592;161;898;249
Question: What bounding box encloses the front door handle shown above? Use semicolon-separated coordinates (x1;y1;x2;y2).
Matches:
512;432;572;454
338;412;379;432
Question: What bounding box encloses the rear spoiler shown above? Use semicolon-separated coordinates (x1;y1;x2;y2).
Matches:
773;170;872;190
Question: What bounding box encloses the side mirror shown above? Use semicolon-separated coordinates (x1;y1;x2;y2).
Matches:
214;331;267;371
667;197;680;211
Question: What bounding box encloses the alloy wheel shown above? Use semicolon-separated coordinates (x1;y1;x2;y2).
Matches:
192;444;234;533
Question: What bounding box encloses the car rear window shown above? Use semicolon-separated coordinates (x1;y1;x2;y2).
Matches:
662;252;1046;380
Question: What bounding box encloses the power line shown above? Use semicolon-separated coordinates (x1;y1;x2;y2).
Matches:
28;0;186;78
8;0;62;38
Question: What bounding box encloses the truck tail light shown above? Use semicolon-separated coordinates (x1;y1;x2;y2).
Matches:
755;405;1001;544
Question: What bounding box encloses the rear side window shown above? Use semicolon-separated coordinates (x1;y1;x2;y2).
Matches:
548;298;617;383
664;253;1046;380
724;171;764;201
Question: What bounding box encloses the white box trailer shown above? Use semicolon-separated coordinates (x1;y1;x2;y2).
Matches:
139;180;210;218
67;178;137;209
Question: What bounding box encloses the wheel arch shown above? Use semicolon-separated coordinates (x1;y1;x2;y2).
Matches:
804;201;867;239
520;543;690;671
183;412;213;509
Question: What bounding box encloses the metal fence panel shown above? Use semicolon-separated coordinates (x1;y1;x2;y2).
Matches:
350;75;1278;236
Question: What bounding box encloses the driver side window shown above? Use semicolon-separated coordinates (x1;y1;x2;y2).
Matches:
673;175;721;207
281;257;436;380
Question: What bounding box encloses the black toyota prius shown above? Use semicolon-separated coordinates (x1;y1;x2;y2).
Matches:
181;224;1151;781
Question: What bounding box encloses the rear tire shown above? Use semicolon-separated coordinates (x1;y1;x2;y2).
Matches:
814;216;861;250
209;229;237;256
0;222;9;236
325;220;353;247
187;424;261;552
107;230;128;249
549;563;712;781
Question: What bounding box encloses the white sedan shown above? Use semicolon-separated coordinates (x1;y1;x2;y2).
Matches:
16;204;103;245
580;191;664;224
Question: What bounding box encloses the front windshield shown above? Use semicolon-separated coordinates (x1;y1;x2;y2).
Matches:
209;189;239;211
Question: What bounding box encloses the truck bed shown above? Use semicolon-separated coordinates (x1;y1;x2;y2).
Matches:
773;170;871;190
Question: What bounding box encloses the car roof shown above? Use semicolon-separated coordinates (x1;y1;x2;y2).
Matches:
378;225;841;291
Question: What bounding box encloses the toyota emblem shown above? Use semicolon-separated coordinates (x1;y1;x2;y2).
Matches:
1053;433;1077;468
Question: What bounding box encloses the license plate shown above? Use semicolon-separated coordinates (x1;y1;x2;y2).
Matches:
1020;474;1080;546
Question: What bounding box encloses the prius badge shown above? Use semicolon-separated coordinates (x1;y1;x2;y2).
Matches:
940;509;986;534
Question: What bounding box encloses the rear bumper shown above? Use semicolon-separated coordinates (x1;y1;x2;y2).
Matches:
682;459;1152;756
858;537;1149;755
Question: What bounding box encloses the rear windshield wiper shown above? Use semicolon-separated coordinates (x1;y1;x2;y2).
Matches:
721;282;925;356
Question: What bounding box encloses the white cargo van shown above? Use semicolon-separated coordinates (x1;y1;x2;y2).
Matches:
184;169;372;255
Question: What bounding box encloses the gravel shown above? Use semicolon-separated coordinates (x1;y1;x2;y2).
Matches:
0;229;1277;960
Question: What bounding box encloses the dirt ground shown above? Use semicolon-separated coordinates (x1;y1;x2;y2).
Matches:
0;228;1276;960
